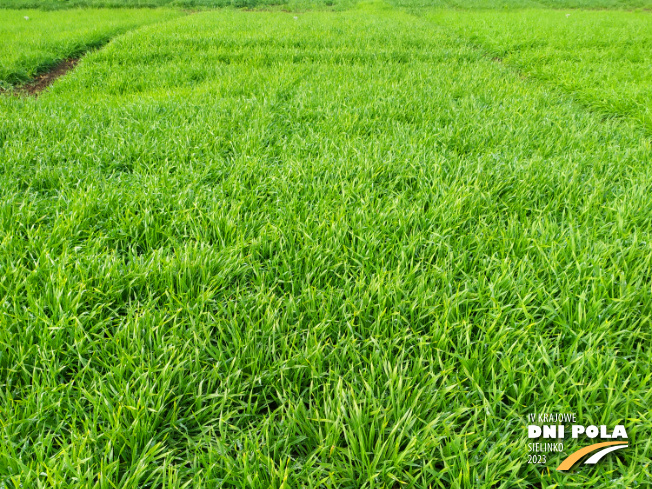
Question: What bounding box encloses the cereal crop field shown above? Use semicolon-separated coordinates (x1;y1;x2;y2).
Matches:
1;2;650;487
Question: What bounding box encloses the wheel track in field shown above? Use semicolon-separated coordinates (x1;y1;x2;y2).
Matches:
1;11;193;97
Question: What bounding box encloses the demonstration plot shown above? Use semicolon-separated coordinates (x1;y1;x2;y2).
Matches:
0;8;182;86
395;0;652;8
2;0;651;9
433;9;652;133
1;8;650;488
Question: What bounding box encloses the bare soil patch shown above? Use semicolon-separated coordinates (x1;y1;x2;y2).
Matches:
1;58;79;97
23;58;79;95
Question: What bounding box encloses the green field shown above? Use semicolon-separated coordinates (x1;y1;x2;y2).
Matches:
436;9;652;133
1;3;651;488
0;9;182;85
1;0;651;9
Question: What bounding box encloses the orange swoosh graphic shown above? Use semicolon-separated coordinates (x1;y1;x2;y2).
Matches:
556;441;628;471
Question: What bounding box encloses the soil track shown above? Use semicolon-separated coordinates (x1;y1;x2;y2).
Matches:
1;58;79;97
23;58;79;95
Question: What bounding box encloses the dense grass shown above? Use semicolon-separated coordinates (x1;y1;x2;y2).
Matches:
434;9;652;133
394;0;652;10
1;0;651;10
0;8;182;86
1;6;651;488
0;0;353;10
